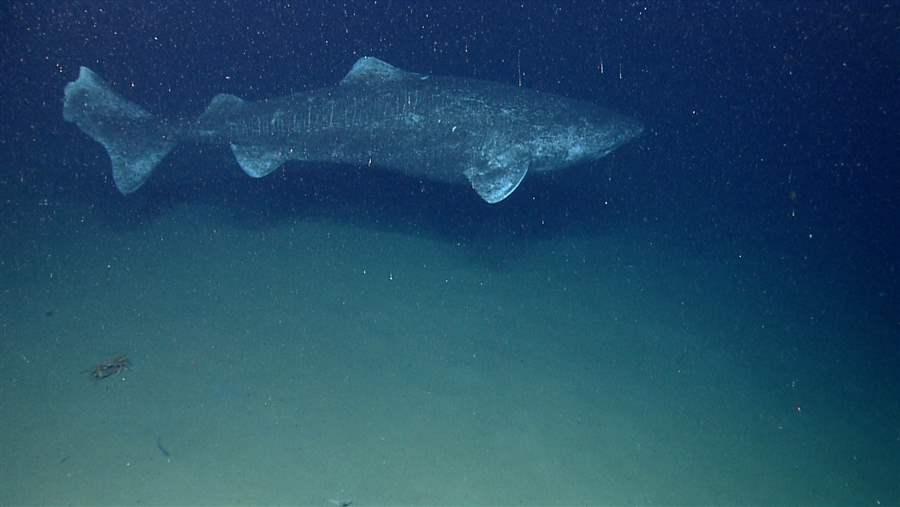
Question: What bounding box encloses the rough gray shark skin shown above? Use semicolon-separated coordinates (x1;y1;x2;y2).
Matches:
63;57;642;203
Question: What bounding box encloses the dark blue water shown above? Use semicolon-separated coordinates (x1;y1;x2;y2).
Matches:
5;2;897;260
2;2;898;504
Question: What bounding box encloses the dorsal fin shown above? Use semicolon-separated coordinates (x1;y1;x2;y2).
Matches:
206;93;245;114
198;93;246;124
340;57;423;85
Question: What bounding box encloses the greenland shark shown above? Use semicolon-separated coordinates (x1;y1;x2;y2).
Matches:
63;57;642;203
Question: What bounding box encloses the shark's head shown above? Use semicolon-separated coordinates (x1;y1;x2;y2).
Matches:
526;107;643;173
466;103;643;203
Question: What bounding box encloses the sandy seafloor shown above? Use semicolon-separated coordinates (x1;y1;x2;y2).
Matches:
1;179;898;506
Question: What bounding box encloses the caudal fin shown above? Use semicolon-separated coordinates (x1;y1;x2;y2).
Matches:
63;67;176;193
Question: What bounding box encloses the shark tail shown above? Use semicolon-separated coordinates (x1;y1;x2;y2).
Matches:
63;67;176;193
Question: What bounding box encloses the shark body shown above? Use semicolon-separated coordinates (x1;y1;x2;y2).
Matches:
63;57;642;203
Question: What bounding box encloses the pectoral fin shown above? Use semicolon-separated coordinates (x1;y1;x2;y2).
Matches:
230;144;289;177
464;163;528;204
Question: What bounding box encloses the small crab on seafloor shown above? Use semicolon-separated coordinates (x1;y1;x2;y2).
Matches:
83;354;130;380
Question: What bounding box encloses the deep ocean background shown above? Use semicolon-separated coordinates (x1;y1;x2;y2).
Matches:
1;2;896;221
3;2;898;292
1;1;898;505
